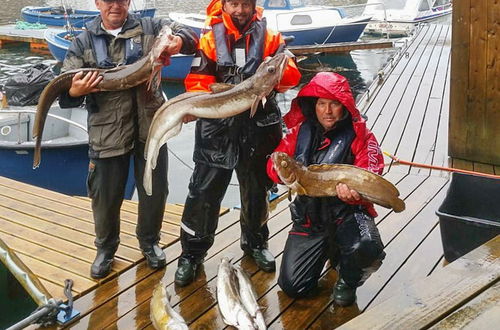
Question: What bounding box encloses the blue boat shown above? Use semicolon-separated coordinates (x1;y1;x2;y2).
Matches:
169;0;372;46
21;6;155;28
0;107;135;198
44;29;192;81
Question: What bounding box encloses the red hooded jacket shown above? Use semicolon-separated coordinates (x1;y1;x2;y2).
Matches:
267;72;384;216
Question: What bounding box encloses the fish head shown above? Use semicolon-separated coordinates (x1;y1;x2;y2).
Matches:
151;25;174;59
271;152;299;186
252;53;289;95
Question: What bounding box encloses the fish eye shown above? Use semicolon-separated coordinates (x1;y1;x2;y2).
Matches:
267;66;276;73
280;160;287;168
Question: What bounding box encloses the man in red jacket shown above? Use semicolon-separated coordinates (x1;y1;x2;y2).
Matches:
267;72;386;306
174;0;301;286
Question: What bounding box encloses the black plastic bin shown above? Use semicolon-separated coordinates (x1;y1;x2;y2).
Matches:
436;172;500;262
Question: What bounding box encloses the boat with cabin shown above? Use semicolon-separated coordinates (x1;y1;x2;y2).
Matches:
363;0;452;36
169;0;372;46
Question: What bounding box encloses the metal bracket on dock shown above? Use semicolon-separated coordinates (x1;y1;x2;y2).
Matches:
56;303;81;324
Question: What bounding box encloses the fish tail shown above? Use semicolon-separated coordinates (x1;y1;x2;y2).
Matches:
392;197;406;213
143;145;156;196
33;137;42;169
151;121;183;170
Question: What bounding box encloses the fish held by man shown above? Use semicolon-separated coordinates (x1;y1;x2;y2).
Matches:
217;257;258;329
32;25;176;168
150;282;188;330
271;151;405;212
143;53;289;196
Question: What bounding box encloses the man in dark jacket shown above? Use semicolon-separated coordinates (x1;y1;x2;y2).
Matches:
59;0;198;279
267;72;386;306
174;0;301;286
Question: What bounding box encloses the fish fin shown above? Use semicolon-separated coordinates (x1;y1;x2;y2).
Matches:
250;96;260;117
308;163;343;172
209;83;234;93
291;182;307;195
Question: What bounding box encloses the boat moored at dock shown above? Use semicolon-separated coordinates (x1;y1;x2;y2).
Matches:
363;0;452;37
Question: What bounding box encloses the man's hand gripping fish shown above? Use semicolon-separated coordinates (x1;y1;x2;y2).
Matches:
32;25;176;168
143;53;289;196
271;152;405;212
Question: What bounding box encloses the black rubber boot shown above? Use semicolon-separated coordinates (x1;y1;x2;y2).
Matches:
175;257;200;287
142;244;166;269
249;248;276;272
333;278;357;307
91;250;115;279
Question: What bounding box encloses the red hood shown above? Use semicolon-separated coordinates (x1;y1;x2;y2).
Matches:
205;0;264;38
284;72;362;128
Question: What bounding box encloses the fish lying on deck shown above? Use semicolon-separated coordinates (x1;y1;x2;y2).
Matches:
234;265;266;330
271;152;405;212
32;25;175;168
143;53;289;196
217;257;263;329
150;282;188;330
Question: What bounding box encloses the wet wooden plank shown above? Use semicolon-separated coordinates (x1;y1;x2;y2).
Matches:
363;24;434;123
338;236;500;329
377;26;446;164
430;281;500;329
0;178;181;240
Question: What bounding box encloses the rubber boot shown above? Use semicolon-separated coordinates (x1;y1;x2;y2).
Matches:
175;257;200;287
333;278;357;307
91;249;115;279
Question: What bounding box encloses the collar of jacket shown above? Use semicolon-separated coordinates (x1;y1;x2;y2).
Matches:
85;14;143;39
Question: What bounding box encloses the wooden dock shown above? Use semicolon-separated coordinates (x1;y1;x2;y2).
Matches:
0;175;227;301
0;24;48;50
2;23;498;328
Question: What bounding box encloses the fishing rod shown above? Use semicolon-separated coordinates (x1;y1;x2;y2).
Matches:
383;151;500;179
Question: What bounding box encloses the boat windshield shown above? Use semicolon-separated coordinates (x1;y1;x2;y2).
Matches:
261;0;304;9
377;0;407;10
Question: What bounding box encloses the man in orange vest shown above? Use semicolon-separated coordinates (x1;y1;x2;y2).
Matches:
175;0;301;286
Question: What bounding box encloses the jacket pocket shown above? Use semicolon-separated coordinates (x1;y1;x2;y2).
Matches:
88;110;118;151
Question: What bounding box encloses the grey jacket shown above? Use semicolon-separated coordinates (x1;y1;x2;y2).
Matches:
59;15;197;158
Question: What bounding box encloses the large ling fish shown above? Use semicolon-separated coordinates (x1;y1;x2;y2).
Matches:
271;152;405;212
217;257;260;329
143;53;289;196
32;25;175;168
150;282;188;330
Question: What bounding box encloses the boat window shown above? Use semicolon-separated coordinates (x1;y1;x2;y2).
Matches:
418;0;430;11
289;0;304;7
290;15;312;25
379;0;407;10
266;0;287;8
